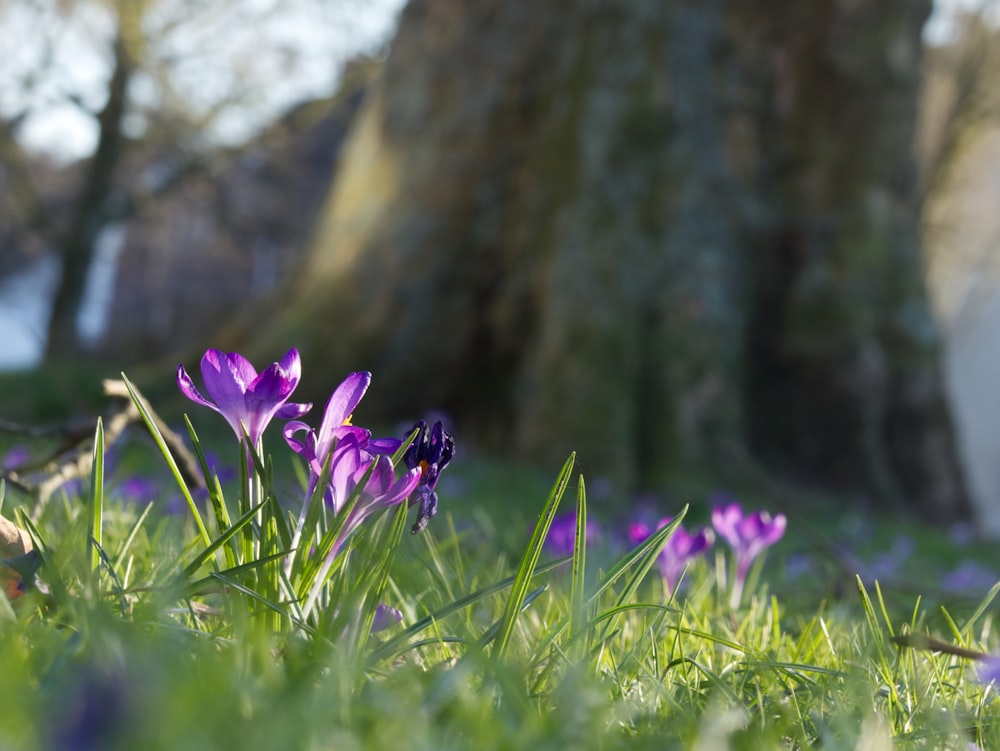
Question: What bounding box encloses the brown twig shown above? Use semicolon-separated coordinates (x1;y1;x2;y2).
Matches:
0;378;204;520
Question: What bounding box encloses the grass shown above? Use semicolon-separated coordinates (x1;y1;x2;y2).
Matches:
0;385;999;750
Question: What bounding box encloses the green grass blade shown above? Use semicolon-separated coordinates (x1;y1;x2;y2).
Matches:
112;500;154;571
177;499;269;583
121;374;211;546
491;452;575;660
595;512;686;644
87;417;104;575
478;585;548;648
367;557;569;666
587;507;687;607
569;475;587;643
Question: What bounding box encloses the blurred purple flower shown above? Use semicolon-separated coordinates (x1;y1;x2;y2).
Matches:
544;512;601;557
629;517;715;592
372;603;403;633
712;502;786;586
117;476;159;504
401;420;456;534
941;561;998;593
2;444;30;470
177;348;311;445
978;655;1000;685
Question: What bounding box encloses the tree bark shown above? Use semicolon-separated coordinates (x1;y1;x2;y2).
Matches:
268;0;969;521
45;20;136;359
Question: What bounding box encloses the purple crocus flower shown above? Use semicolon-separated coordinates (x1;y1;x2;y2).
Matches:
979;655;1000;685
371;603;403;633
2;445;30;470
325;432;422;550
177;348;311;446
712;502;786;605
544;512;601;557
629;518;715;592
401;420;455;534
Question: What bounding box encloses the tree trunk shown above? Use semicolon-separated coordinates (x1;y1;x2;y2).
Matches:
267;0;969;521
45;23;135;359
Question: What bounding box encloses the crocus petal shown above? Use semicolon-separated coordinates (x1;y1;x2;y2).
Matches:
318;372;371;448
177;364;221;413
275;401;312;420
368;437;403;455
371;604;403;633
283;421;317;459
200;350;253;413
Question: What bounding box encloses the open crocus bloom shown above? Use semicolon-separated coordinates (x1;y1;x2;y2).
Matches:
711;502;786;583
284;372;401;489
177;348;311;446
629;518;714;592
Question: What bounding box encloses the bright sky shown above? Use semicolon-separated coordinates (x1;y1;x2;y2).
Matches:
0;0;986;163
0;0;406;163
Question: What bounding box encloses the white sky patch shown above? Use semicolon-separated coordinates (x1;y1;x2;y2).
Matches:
0;0;405;162
925;0;998;44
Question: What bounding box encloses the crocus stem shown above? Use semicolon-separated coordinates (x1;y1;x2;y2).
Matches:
728;578;744;609
286;479;317;576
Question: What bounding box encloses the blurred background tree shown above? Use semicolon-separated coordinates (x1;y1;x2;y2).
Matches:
258;0;969;521
3;0;1000;524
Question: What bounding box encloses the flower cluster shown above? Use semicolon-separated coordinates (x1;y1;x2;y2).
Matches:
545;498;785;604
178;348;455;558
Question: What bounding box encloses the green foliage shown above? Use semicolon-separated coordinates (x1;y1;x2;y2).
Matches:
0;386;997;750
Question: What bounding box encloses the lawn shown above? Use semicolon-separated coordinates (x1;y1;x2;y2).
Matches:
0;352;997;750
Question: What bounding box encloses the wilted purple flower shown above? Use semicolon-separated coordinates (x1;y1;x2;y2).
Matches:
372;603;403;633
401;420;456;534
544;512;601;557
177;348;311;446
712;502;786;599
630;517;715;592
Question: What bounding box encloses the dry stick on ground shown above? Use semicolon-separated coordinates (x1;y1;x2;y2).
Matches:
0;379;203;520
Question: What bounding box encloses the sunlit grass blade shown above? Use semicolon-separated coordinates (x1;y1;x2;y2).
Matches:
300;459;380;618
353;502;410;655
586;507;687;608
208;571;296;625
186;551;292;597
594;512;685;645
121;373;211;546
962;579;1000;633
478;585;548;648
367;557;569;666
112;500;153;571
491;452;575;660
15;511;69;606
183;416;235;565
87;417;104;575
568;475;587;643
177;499;269;583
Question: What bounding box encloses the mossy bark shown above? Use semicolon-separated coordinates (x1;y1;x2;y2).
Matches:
268;0;969;521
